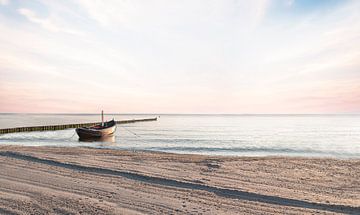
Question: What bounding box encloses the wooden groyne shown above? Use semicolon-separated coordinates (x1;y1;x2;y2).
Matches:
0;117;157;134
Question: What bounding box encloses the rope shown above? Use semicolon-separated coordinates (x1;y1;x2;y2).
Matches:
119;126;160;148
120;125;141;138
69;131;77;139
118;126;153;153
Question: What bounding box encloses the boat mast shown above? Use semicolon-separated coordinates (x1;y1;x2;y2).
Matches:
101;110;104;126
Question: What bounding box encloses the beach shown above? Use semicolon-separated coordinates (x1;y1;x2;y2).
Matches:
0;146;359;214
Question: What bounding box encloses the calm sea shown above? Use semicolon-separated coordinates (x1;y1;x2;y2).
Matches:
0;114;359;157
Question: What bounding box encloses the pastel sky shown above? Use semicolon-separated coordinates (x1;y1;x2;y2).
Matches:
0;0;359;113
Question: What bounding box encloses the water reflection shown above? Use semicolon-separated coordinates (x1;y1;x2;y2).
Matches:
78;135;115;143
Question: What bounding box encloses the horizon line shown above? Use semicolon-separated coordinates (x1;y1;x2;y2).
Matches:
0;112;359;115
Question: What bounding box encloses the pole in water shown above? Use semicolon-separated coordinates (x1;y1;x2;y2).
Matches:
101;110;104;126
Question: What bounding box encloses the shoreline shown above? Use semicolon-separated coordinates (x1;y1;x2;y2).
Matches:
1;143;359;159
0;145;359;214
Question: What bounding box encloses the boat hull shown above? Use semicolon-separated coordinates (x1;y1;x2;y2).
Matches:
76;120;116;140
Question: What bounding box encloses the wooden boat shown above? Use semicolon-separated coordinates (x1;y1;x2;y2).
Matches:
76;111;116;140
76;119;116;139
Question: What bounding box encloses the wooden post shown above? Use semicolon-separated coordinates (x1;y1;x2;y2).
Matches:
101;110;104;126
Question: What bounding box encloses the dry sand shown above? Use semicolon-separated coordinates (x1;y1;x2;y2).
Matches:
0;146;359;214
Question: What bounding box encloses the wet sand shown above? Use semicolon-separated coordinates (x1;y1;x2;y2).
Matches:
0;146;359;214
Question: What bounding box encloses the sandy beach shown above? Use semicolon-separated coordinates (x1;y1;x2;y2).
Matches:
0;146;359;214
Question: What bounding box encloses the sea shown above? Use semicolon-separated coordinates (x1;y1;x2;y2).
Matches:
0;114;359;158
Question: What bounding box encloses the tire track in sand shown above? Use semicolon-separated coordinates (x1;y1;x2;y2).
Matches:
1;151;359;214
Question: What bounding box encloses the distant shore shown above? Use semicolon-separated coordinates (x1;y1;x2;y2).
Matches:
0;146;359;214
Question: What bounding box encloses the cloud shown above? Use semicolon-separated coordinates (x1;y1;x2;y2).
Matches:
18;8;82;35
0;0;359;113
285;0;294;7
0;0;9;6
75;0;271;29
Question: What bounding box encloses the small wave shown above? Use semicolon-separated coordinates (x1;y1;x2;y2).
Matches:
141;146;360;157
0;130;76;142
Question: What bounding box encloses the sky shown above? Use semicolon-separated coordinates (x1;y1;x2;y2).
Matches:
0;0;359;114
